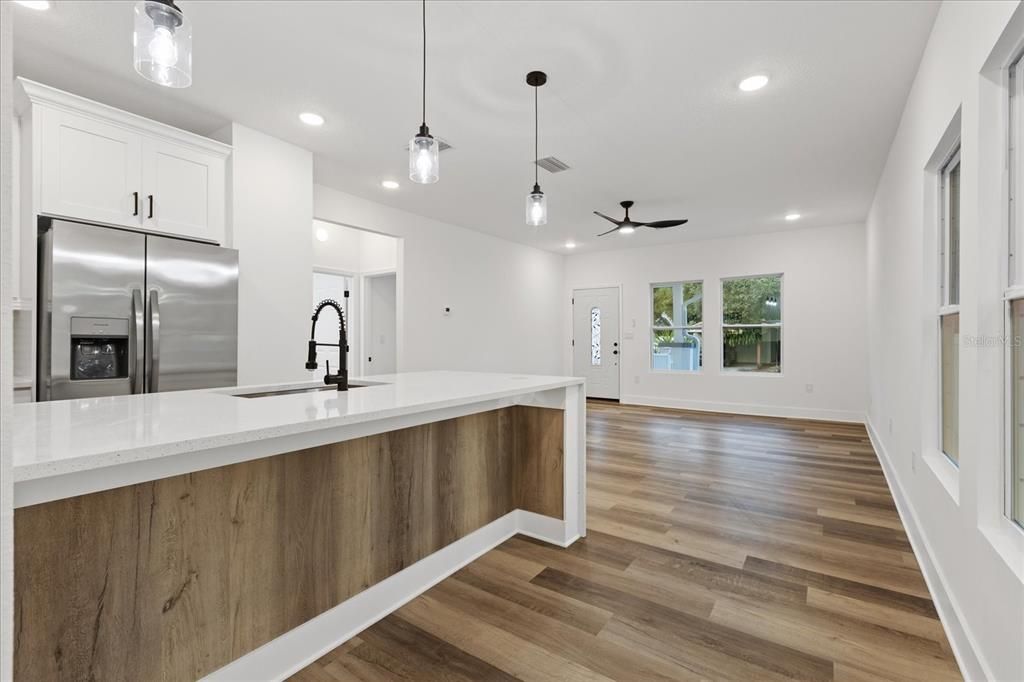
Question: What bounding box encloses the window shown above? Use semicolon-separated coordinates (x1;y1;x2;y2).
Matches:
1011;302;1024;526
651;282;703;371
940;313;959;464
591;307;601;366
1009;59;1024;527
721;274;782;373
942;149;961;306
939;146;960;465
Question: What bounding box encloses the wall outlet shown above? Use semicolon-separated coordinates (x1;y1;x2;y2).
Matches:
633;375;640;384
805;383;814;393
888;417;894;435
911;450;917;473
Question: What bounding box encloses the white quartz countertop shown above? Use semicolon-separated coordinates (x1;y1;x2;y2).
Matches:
12;371;583;485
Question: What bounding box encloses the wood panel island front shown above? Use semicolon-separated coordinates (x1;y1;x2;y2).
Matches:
10;371;586;681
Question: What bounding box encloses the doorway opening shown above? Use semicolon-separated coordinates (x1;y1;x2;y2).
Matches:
312;219;399;379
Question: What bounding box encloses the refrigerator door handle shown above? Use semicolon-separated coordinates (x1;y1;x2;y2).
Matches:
147;289;161;393
130;289;144;394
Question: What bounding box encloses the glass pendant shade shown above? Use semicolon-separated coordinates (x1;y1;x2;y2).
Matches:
133;1;192;88
526;186;547;226
409;131;439;184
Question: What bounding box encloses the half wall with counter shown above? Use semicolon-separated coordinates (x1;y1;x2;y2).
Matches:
11;371;586;681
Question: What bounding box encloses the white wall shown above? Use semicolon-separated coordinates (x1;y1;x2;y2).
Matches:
314;184;564;376
360;231;399;273
224;123;314;386
564;223;867;422
312;219;397;274
865;2;1024;680
313;219;364;273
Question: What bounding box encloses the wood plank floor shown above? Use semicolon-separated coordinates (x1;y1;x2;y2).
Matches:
292;401;961;682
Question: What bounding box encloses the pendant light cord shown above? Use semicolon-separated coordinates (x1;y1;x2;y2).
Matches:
421;0;427;127
534;84;539;186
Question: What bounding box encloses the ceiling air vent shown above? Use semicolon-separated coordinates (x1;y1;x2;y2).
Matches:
405;138;453;152
536;156;570;173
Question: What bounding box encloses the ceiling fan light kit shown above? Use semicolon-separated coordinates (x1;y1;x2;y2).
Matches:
525;70;548;226
133;0;192;88
409;0;440;184
593;200;689;237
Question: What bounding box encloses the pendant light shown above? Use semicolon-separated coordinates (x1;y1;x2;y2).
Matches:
133;0;192;88
409;0;439;184
525;70;548;226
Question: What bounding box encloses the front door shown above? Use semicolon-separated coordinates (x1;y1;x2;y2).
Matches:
573;287;620;400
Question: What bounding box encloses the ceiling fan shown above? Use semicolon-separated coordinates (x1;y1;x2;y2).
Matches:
594;201;688;236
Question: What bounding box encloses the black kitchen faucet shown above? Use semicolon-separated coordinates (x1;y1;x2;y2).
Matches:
306;298;348;391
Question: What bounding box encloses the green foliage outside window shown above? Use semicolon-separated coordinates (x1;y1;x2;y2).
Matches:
722;276;781;325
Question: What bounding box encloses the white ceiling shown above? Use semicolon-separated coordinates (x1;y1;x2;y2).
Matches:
12;1;938;253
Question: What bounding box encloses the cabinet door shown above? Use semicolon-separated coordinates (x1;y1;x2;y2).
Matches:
39;106;143;228
142;137;225;243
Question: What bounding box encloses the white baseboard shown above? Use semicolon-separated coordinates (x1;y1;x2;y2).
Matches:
517;509;580;547
620;393;864;423
203;510;571;682
864;417;989;681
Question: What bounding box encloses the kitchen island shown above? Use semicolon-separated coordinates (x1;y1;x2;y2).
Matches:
11;371;586;681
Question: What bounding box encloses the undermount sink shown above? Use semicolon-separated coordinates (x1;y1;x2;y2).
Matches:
233;383;373;399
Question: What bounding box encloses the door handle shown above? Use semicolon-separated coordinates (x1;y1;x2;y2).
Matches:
147;194;154;220
133;191;139;217
130;289;144;394
146;289;161;393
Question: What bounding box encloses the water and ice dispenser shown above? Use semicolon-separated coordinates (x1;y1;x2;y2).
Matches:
69;317;129;381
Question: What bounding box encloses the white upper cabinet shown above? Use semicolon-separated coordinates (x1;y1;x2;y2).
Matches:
17;78;230;244
39;106;144;228
142;137;225;242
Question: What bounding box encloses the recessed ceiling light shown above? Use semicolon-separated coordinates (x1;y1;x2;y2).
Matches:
381;180;400;190
299;112;324;127
739;75;769;92
565;241;577;249
315;228;329;242
15;1;50;9
619;226;636;235
785;213;801;221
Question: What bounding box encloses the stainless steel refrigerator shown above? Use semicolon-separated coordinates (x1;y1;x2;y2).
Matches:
37;218;238;401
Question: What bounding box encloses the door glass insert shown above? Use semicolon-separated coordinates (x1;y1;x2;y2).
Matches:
591;307;601;366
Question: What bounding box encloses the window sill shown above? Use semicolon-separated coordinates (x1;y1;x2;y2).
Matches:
923;449;960;504
720;369;784;377
649;368;702;375
979;519;1024;583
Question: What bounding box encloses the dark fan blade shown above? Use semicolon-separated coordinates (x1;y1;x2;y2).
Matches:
596;225;621;237
594;211;621;225
642;219;689;229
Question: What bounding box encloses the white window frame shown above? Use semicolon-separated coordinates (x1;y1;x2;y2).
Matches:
650;281;704;373
937;143;961;468
720;273;784;375
1005;56;1024;530
940;147;962;309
